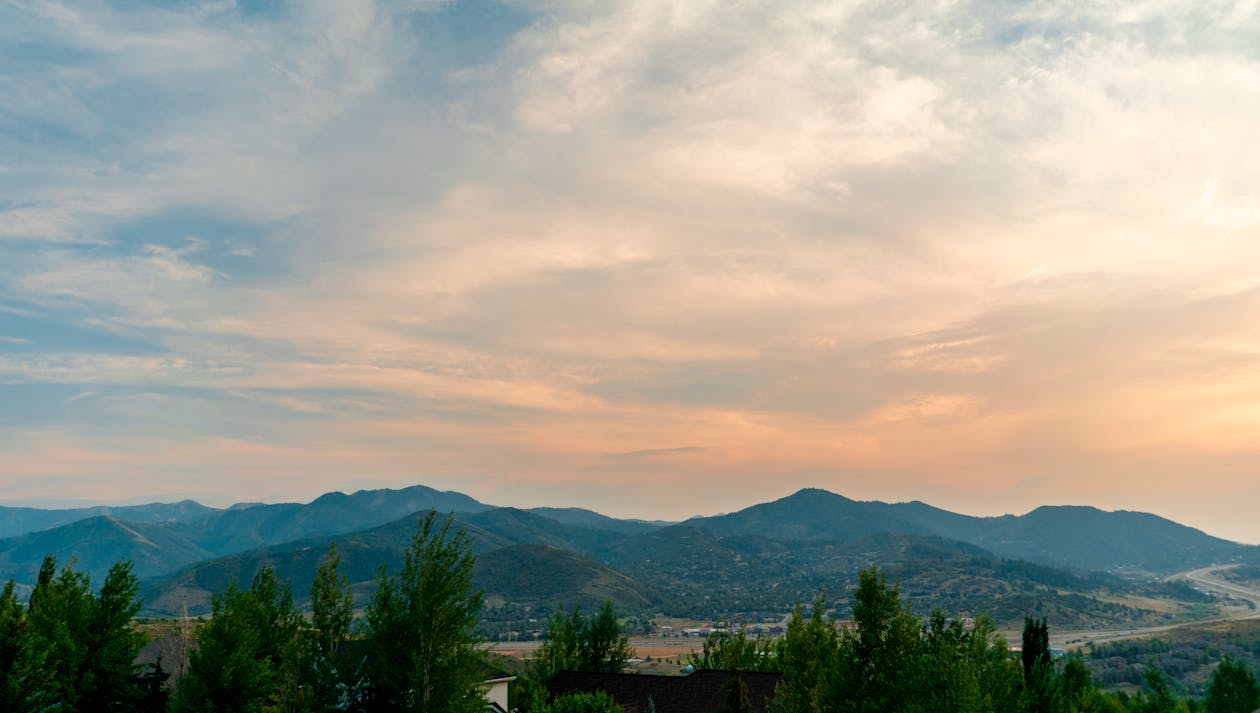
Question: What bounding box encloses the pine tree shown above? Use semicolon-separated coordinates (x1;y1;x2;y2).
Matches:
25;556;149;712
0;578;56;713
1204;657;1260;713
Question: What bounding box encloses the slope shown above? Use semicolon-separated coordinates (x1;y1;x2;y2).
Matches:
0;516;215;584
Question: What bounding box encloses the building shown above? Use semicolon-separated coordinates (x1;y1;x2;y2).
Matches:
549;669;782;713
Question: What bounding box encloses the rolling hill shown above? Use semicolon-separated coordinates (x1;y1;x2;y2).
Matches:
139;511;651;617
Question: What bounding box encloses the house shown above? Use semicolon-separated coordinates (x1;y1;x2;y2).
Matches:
480;665;517;713
549;669;782;713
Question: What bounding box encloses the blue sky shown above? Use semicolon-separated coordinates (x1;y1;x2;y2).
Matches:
4;0;1260;541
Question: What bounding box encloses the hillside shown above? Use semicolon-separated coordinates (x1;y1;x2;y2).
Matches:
0;500;219;539
139;512;651;617
0;485;496;587
0;516;214;584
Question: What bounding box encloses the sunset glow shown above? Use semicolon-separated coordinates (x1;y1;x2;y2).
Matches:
3;1;1260;541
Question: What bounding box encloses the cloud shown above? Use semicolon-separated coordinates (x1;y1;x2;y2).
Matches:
3;0;1260;539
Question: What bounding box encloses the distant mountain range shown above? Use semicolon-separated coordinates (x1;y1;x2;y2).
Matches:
0;486;1254;627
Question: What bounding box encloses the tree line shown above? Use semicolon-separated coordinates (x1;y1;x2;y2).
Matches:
676;567;1260;713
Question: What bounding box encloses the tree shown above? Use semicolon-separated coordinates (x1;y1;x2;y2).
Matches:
689;627;777;672
529;602;634;692
0;578;55;713
578;601;633;673
830;567;926;713
770;596;837;713
1021;617;1055;713
921;610;981;713
25;556;149;712
548;691;621;713
533;608;584;686
363;512;485;713
302;543;357;711
1204;657;1259;713
80;561;149;713
1134;666;1177;713
171;567;302;713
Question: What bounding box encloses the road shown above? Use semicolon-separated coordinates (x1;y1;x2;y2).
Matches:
1048;564;1260;650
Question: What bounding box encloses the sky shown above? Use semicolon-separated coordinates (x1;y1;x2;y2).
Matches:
3;0;1260;542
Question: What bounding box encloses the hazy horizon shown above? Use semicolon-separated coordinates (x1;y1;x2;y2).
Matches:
4;2;1259;543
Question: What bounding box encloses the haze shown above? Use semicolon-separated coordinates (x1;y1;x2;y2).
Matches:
2;1;1258;542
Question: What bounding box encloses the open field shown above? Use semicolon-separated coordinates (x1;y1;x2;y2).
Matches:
490;636;706;662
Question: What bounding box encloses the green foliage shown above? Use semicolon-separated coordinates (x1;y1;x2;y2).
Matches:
301;542;358;710
363;512;485;713
689;627;778;672
1023;617;1055;713
580;601;634;673
770;596;837;713
532;601;634;684
23;556;151;712
1204;657;1259;713
831;567;926;712
171;566;302;713
546;691;622;713
0;578;55;713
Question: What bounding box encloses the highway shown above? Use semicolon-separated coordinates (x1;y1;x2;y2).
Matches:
1047;564;1260;650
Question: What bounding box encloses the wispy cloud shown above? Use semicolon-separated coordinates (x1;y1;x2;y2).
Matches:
3;0;1260;540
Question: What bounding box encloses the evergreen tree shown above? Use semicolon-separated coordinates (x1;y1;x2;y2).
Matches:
363;512;485;713
1204;657;1259;713
80;561;148;713
1021;616;1055;713
0;579;55;713
1134;666;1177;713
25;556;149;712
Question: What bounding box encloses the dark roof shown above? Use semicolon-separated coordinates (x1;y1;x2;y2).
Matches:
477;659;517;683
549;669;783;713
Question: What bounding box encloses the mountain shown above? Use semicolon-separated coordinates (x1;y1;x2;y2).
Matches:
6;483;1256;631
686;488;1257;574
0;485;497;587
959;505;1252;573
139;510;651;617
0;516;214;584
686;488;934;541
525;507;665;535
171;484;494;557
0;500;219;539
